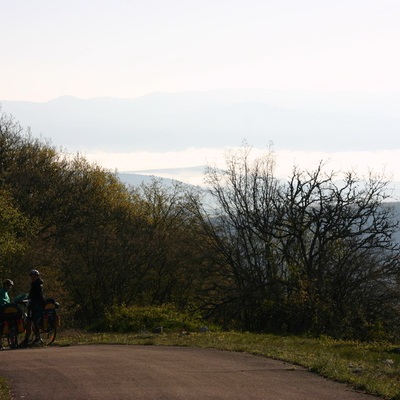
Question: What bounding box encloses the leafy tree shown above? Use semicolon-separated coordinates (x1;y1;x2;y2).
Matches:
1;110;209;324
129;179;206;309
51;157;143;322
0;189;32;280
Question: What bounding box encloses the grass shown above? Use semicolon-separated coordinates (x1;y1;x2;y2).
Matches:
0;378;10;400
3;330;400;399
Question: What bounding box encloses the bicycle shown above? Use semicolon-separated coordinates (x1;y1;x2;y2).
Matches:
37;298;60;345
0;303;25;349
21;298;61;346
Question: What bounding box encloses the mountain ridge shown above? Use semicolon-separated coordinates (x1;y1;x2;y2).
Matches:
2;89;399;153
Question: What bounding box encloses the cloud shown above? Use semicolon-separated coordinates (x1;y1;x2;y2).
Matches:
275;149;400;181
82;147;400;185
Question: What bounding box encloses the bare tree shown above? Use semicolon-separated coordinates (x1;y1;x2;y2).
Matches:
278;164;400;337
199;144;285;330
199;144;400;337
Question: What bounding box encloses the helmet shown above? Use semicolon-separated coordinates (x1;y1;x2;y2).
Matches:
3;279;14;287
29;269;40;276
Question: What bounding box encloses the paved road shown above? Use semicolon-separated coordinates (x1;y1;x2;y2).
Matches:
0;345;379;400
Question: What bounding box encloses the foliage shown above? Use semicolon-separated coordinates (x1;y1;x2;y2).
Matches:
0;110;207;325
89;304;211;333
1;110;400;342
0;189;32;278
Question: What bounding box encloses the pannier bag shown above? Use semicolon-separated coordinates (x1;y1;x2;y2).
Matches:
43;298;60;328
1;319;25;334
0;304;25;334
43;298;59;312
0;303;23;321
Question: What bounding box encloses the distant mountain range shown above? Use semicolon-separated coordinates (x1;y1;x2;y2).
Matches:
119;165;207;187
118;172;181;187
1;89;400;153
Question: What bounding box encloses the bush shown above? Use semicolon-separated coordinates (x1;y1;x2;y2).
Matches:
89;304;213;333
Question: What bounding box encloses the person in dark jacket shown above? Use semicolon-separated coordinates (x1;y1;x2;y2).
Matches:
19;270;45;347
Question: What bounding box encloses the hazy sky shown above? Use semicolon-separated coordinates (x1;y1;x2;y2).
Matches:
2;0;400;101
1;1;400;192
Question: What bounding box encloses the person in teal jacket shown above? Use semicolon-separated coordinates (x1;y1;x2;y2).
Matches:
0;279;14;306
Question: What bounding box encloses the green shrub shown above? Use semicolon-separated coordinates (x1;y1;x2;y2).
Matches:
89;304;215;333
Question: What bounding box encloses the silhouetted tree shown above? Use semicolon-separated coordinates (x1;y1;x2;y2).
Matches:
199;144;400;337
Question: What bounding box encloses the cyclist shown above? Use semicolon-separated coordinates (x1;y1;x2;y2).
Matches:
19;270;45;347
0;279;14;306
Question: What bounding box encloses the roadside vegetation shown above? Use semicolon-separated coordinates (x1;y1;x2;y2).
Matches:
1;328;400;399
57;330;400;399
1;110;400;398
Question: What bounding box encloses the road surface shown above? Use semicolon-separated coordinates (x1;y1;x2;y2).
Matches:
0;345;379;399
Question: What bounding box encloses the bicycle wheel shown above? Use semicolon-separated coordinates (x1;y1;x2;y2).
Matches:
7;321;18;349
41;316;57;345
